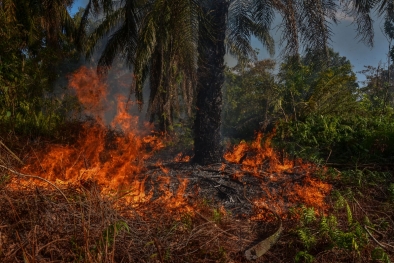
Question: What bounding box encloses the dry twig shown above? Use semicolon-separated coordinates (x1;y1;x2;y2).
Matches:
0;165;68;203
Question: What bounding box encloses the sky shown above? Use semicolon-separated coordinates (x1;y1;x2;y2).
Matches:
69;1;391;84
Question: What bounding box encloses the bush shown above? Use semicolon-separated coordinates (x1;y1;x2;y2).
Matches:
275;114;394;165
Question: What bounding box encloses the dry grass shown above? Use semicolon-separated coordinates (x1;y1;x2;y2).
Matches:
0;174;275;263
1;142;394;263
0;137;274;263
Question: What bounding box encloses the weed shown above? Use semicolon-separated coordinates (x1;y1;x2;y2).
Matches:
294;193;372;262
372;247;392;263
213;208;222;223
388;183;394;202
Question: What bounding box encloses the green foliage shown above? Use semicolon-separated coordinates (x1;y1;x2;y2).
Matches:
223;59;279;138
0;174;11;188
299;206;317;226
0;2;82;138
212;208;222;224
372;247;392;263
181;213;193;230
359;64;394;114
275;114;394;164
296;228;316;250
278;49;359;121
0;89;82;137
295;194;372;262
388;184;394;202
295;250;314;263
339;169;393;190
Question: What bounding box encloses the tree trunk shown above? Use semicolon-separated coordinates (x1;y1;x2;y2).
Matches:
193;0;228;165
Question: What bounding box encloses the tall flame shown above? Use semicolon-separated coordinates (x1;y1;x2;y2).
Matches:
22;67;164;196
68;66;107;123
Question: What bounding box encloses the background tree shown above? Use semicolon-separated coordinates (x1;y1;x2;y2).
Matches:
0;0;79;137
78;0;394;165
222;59;279;139
82;0;199;132
359;64;394;114
278;49;359;121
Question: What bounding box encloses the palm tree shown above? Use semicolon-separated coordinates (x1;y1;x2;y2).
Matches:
192;0;394;164
5;0;76;53
80;0;392;165
82;0;199;132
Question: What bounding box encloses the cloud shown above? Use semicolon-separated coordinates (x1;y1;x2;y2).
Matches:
335;10;354;22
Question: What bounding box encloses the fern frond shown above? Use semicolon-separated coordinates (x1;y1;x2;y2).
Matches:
346;202;353;226
297;228;316;250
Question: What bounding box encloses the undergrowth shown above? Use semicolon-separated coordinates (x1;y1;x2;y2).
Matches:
0;182;231;262
0;138;393;262
292;169;394;263
275;115;394;165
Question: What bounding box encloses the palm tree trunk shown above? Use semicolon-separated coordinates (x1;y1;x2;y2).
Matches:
193;0;228;165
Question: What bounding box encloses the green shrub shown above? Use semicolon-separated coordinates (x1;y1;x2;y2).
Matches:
275;115;394;164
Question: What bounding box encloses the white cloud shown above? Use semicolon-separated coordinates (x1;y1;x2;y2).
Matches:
335;10;354;22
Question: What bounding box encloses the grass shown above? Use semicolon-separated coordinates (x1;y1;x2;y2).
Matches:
0;143;394;262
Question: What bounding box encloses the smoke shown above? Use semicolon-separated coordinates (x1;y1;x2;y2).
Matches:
53;2;150;128
63;57;150;128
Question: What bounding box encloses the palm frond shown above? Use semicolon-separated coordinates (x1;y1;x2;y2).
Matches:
227;0;258;61
251;0;275;55
275;0;300;57
341;0;380;47
298;0;338;59
96;23;129;75
76;0;93;50
85;8;126;59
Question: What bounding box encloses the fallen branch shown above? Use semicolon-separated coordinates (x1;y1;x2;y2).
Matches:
244;208;283;261
364;225;394;252
0;140;24;165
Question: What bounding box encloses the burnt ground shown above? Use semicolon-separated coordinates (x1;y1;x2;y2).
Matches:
1;137;393;262
143;160;305;217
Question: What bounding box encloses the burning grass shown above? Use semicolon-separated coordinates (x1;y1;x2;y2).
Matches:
1;126;394;262
1;164;393;263
0;175;281;263
0;125;331;262
1;66;393;262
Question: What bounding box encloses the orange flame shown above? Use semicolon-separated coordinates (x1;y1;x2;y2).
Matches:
21;67;176;210
174;153;191;162
225;132;332;217
68;66;107;123
224;132;293;174
19;66;332;220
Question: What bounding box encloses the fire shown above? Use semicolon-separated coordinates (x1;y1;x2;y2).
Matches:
224;131;332;217
68;66;107;122
17;66;332;222
224;132;293;174
21;67;172;208
174;153;191;162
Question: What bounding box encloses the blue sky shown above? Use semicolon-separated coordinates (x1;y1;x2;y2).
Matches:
69;1;390;84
